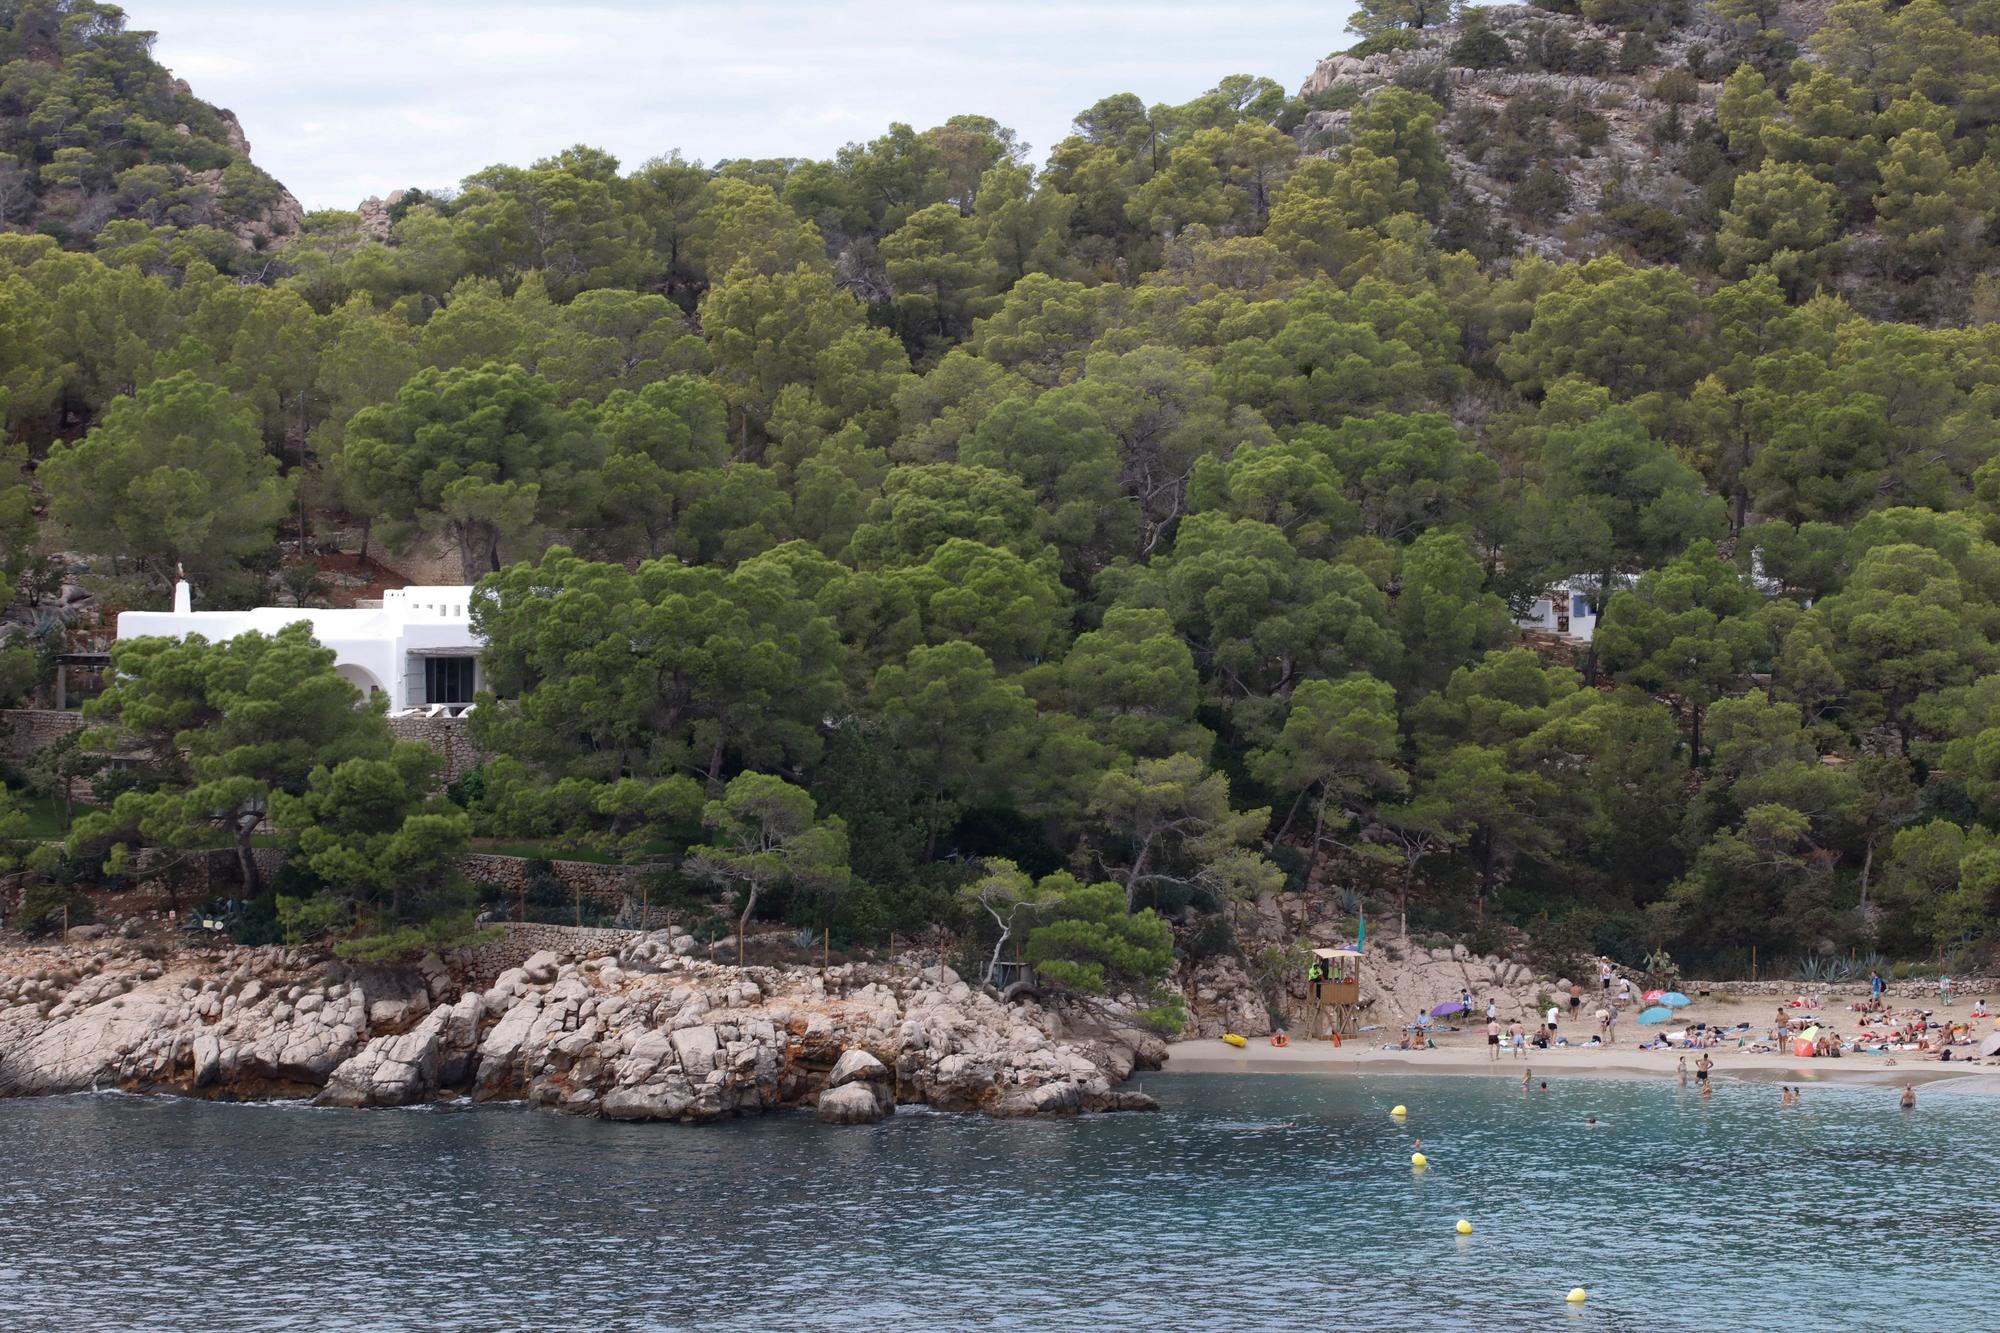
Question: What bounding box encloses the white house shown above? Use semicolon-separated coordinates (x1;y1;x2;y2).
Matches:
1518;554;1789;644
116;582;484;714
1516;575;1634;644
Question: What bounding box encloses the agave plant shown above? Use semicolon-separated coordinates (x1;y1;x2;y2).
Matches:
1790;954;1855;983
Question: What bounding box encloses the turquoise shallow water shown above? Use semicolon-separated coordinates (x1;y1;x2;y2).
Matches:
0;1071;1994;1332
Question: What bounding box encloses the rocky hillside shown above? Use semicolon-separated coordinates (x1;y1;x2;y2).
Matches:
1292;0;1996;320
0;1;302;260
1299;6;1731;260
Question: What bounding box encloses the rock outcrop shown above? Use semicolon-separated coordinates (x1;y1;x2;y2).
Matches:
0;935;1161;1124
1177;917;1560;1040
1294;3;1738;260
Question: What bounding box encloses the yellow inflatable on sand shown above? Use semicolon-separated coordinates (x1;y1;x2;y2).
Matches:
1222;1033;1248;1048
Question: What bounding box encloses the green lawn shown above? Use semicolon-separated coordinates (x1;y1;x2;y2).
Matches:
12;791;91;841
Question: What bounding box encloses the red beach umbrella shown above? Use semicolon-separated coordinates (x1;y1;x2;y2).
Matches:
1643;989;1665;1004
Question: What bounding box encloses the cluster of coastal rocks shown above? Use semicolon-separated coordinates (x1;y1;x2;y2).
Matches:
1177;933;1554;1040
0;934;1163;1124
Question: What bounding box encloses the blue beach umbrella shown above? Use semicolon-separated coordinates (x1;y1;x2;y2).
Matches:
1661;992;1692;1008
1637;1005;1673;1024
1430;1000;1468;1017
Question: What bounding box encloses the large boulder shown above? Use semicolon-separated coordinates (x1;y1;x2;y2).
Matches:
817;1082;889;1124
602;1075;696;1122
317;1008;450;1108
993;1080;1083;1118
828;1048;889;1088
669;1024;719;1076
473;993;543;1099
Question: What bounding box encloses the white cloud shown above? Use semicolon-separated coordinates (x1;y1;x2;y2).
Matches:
124;0;1356;209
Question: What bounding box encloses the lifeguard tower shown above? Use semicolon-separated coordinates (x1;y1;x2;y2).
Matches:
1306;947;1362;1040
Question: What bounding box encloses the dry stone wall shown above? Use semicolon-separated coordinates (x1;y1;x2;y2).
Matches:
464;922;652;974
0;709;86;764
388;714;485;784
459;854;653;909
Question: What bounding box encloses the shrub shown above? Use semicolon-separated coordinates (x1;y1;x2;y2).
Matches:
1616;30;1660;72
1183;914;1237;962
12;881;92;936
1508;162;1574;221
445;763;487;810
1450;26;1514;69
1653;68;1700;105
1346;29;1420;58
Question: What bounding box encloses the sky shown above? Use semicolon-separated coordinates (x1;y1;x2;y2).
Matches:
122;1;1357;211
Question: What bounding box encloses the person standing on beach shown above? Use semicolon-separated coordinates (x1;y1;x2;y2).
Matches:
1606;1004;1618;1046
1485;996;1498;1023
1940;976;1954;1006
1487;1016;1502;1061
1546;1003;1560;1037
1870;970;1884;1003
1695;1052;1713;1091
1599;959;1613;991
1596;1005;1611;1042
1508;1019;1525;1057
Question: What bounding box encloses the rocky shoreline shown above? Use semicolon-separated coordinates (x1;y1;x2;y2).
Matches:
0;932;1164;1123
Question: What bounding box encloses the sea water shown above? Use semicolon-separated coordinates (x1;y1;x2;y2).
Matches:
0;1072;1994;1332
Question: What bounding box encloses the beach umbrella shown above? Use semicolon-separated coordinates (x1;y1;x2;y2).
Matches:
1661;992;1692;1007
1643;989;1665;1004
1981;1031;2000;1058
1638;1006;1673;1024
1430;1000;1467;1017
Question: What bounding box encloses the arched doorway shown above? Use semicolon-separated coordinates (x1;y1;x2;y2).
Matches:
334;662;388;704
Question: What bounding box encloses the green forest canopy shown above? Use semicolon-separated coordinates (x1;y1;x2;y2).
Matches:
11;0;2000;976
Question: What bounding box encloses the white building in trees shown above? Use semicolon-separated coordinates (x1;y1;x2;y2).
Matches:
116;581;484;714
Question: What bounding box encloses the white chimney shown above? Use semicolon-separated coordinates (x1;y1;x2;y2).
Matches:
173;578;191;614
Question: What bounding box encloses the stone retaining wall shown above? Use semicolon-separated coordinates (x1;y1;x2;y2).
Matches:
0;709;86;764
465;920;652;975
459;853;654;908
388;714;485;784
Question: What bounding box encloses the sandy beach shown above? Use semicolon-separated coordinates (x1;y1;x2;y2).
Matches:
1163;988;2000;1092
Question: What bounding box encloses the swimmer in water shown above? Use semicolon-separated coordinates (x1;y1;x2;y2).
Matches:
1538;1081;1549;1093
1900;1083;1916;1109
1585;1115;1600;1128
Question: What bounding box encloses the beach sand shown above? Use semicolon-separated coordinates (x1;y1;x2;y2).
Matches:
1163;990;2000;1091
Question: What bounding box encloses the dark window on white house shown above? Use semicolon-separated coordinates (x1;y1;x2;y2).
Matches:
425;656;476;705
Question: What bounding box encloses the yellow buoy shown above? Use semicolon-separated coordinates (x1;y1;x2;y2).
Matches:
1410;1151;1428;1167
1455;1218;1473;1235
1222;1033;1247;1048
1566;1287;1588;1304
1390;1104;1408;1117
